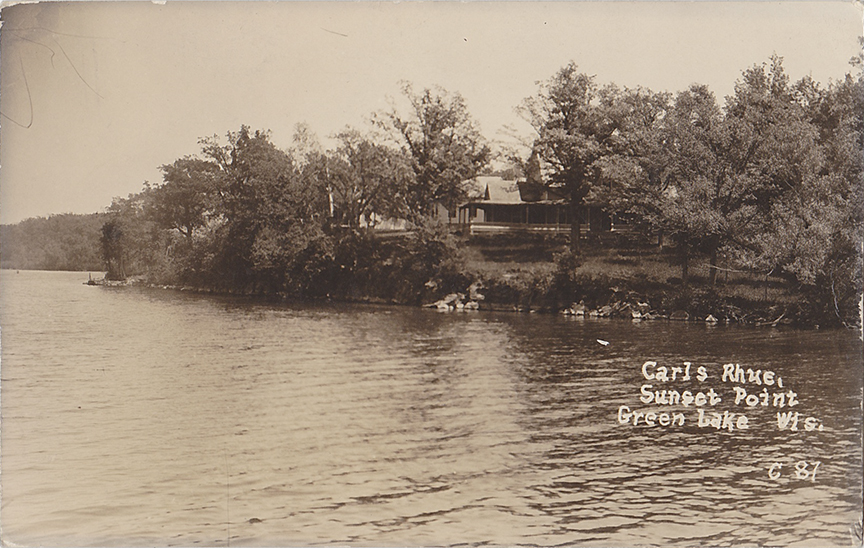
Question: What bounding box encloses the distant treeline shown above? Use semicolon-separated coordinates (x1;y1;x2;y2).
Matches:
0;213;107;271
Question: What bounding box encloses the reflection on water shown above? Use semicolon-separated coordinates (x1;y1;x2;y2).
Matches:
1;270;861;547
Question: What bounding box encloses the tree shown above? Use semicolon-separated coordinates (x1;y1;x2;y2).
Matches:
101;192;164;279
740;66;863;324
677;60;824;285
603;58;825;285
375;83;491;219
289;122;325;169
197;125;330;292
659;83;754;285
323;129;413;229
201;126;309;226
149;158;220;239
596;86;673;245
519;62;620;252
100;219;126;280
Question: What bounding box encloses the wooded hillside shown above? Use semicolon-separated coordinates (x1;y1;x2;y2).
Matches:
0;213;107;271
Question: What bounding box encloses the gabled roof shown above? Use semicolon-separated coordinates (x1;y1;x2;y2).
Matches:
465;176;523;204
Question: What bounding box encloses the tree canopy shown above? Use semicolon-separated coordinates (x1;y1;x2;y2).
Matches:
519;62;621;251
375;83;491;218
319;129;414;229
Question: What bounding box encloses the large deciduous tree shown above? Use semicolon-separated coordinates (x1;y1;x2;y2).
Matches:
519;62;620;252
604;57;825;286
197;125;330;292
709;58;829;287
742;65;863;324
596;86;673;243
150;157;220;239
375;83;490;220
102;192;166;280
323;129;413;230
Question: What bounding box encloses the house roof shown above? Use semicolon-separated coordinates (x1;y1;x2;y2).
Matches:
465;176;523;204
463;175;568;205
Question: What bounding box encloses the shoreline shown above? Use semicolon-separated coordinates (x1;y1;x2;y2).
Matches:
78;271;843;330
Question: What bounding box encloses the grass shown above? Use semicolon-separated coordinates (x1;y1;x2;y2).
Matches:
456;231;799;318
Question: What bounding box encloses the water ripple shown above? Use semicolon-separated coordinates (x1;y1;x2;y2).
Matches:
1;271;861;547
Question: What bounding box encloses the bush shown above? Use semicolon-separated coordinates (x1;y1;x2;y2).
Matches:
386;220;469;304
549;250;583;300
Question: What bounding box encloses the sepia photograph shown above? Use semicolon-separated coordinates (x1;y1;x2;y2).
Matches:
0;1;862;546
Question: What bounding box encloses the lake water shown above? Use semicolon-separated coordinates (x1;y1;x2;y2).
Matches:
1;270;862;547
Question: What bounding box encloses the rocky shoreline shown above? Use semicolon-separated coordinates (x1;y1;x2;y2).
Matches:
422;281;800;327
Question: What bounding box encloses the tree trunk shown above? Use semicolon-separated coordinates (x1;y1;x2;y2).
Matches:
708;245;719;286
569;191;581;254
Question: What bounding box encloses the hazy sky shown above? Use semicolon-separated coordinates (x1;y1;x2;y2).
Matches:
0;1;861;223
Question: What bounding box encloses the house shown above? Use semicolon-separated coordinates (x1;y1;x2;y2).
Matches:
455;176;624;236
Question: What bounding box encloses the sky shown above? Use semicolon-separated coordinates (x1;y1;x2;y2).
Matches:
0;1;861;224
